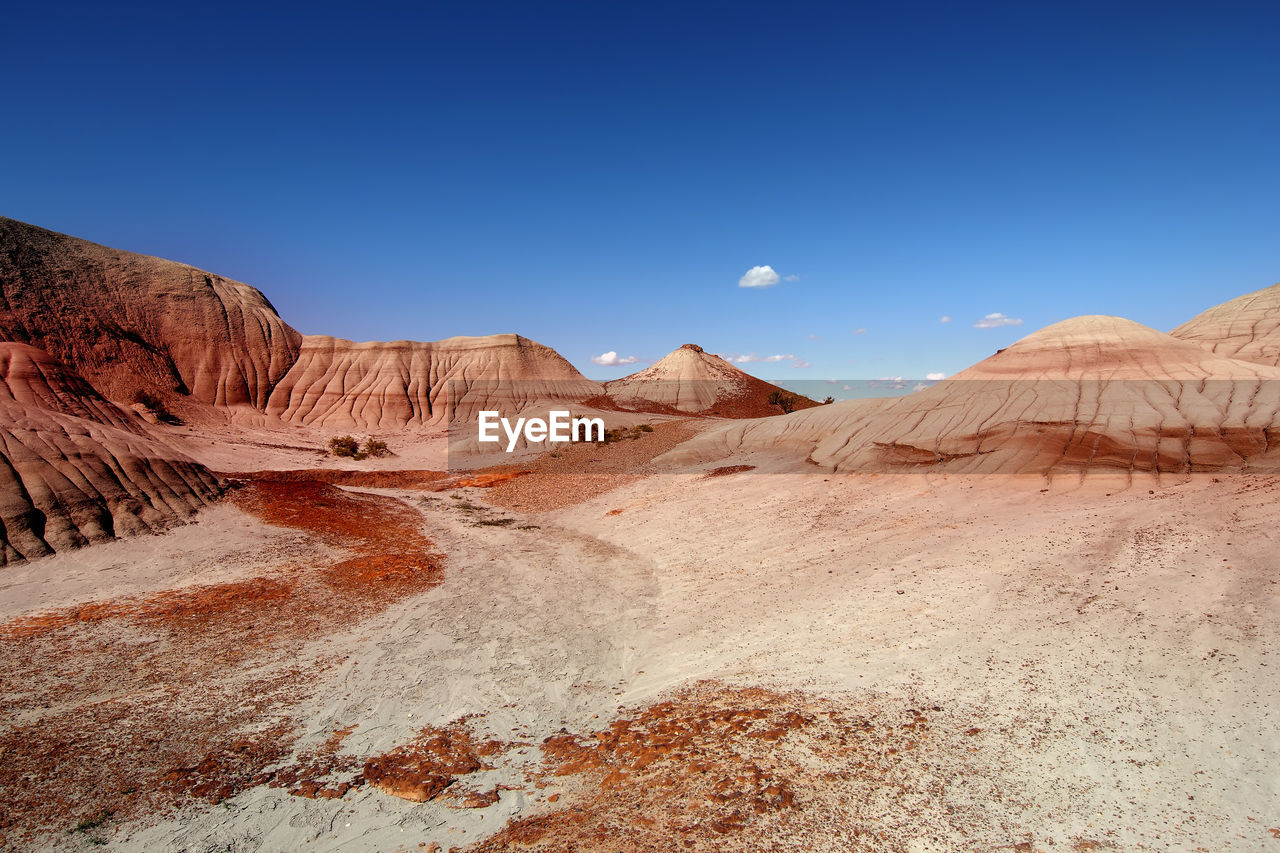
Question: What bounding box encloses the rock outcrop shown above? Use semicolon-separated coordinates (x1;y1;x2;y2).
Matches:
663;316;1280;475
606;344;818;417
0;216;302;411
0;343;221;564
265;334;603;429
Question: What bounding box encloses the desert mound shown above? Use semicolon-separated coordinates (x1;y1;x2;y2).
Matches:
606;343;819;417
0;216;302;412
0;342;221;563
1170;281;1280;367
265;334;603;430
0;218;613;560
663;314;1280;475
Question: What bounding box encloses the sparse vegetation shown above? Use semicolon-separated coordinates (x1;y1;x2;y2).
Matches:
132;390;180;424
328;435;361;458
328;435;391;460
823;396;835;404
472;517;515;527
69;809;113;834
600;424;653;444
767;391;798;414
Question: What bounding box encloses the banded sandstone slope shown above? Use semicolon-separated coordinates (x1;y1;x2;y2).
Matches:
0;342;221;564
265;334;602;430
607;343;819;417
0;217;302;411
1170;280;1280;367
663;304;1280;475
0;218;607;560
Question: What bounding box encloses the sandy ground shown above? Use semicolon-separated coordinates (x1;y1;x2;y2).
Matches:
1;444;1278;850
0;504;338;622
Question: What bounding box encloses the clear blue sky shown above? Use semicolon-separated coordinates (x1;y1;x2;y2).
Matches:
3;1;1277;380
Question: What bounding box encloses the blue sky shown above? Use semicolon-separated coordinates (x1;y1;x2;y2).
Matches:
2;1;1277;380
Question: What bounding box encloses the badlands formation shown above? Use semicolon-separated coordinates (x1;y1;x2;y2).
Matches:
0;217;1278;851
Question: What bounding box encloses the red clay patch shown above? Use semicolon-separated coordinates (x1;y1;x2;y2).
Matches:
363;722;493;803
471;682;1010;852
0;477;444;848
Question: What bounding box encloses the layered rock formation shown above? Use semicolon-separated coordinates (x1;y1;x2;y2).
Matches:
663;315;1280;475
607;344;818;417
1170;282;1280;367
266;334;603;430
0;216;302;410
0;217;605;560
0;343;221;564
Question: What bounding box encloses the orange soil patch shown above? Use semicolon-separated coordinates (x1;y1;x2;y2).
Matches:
0;477;444;849
471;681;1017;853
363;722;500;803
219;468;452;488
446;471;531;489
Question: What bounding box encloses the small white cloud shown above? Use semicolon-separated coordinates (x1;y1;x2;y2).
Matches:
738;265;781;289
925;371;947;381
806;333;822;341
853;328;867;335
973;312;1023;329
939;316;952;324
591;350;640;366
791;359;812;369
783;274;800;283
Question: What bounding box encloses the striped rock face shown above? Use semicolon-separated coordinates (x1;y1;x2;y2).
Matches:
1170;282;1280;368
662;312;1280;476
264;334;602;430
0;216;303;412
0;342;221;564
607;343;820;417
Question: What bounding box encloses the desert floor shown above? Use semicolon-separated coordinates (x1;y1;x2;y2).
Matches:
1;438;1277;851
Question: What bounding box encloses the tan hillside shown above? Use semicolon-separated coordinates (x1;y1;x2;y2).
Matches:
606;344;818;417
265;333;603;429
1169;281;1280;367
663;315;1280;475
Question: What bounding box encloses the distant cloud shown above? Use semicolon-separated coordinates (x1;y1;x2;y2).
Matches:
973;312;1023;329
783;274;800;283
939;315;952;323
853;328;867;335
591;350;640;366
738;265;781;289
806;333;823;341
925;371;947;380
718;352;812;369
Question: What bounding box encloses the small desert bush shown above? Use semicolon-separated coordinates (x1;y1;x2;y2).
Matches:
328;435;392;460
132;390;180;423
600;424;652;444
767;391;798;413
329;435;361;458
